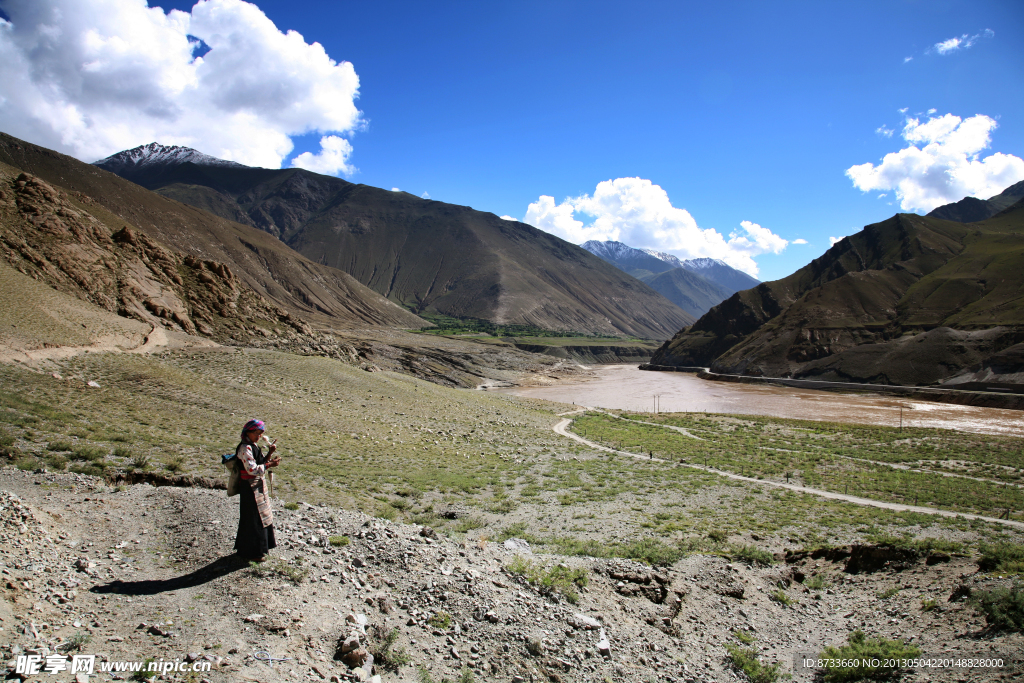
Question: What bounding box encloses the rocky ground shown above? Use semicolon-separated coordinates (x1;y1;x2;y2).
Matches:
2;469;1021;683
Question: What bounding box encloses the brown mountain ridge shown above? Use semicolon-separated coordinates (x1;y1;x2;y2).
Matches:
93;143;693;339
650;199;1024;387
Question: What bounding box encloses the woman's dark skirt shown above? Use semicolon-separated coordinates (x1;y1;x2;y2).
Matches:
235;481;276;559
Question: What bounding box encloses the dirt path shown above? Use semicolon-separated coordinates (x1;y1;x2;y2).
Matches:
553;410;1024;530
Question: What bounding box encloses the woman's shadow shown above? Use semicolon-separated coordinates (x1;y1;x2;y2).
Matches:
90;554;250;596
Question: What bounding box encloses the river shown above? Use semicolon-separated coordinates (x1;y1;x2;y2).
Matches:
498;365;1024;437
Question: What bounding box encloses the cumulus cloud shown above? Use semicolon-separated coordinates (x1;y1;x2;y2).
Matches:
421;192;430;199
0;0;363;172
846;113;1024;212
523;177;788;277
792;238;808;245
499;215;518;221
290;135;353;175
933;29;993;55
829;236;847;246
876;126;895;138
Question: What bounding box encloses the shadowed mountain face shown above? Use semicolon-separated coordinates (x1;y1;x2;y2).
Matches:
651;200;1024;386
0;133;425;332
927;180;1024;223
93;144;693;339
638;268;731;319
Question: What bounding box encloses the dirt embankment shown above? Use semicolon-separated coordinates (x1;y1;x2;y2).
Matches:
2;469;1020;683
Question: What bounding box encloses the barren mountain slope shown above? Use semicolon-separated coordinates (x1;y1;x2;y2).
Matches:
651;205;1024;385
94;146;694;339
639;268;732;318
0;133;425;332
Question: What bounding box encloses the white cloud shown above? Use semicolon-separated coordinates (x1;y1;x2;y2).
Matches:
829;236;847;246
932;29;994;55
0;0;363;172
523;177;787;277
391;187;400;192
499;215;518;221
421;191;430;199
898;107;908;114
876;126;895;138
290;135;353;175
792;238;808;245
846;113;1024;212
903;56;913;63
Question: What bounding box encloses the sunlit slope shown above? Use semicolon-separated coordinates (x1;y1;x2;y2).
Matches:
0;133;425;331
98;157;694;339
651;202;1024;385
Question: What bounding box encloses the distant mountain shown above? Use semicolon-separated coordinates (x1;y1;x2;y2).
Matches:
927;180;1024;223
678;257;760;295
95;142;248;172
0;132;425;332
580;240;678;278
650;200;1024;387
94;145;693;339
580;240;759;296
638;268;731;319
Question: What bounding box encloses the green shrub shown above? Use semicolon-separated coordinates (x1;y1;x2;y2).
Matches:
805;574;829;590
163;455;186;473
770;589;793;606
819;630;921;682
113;445;133;459
47;440;73;452
506;556;587;602
72;445;105;462
44;454;68;471
724;644;786;683
876;587;900;600
370;626;410;672
15;456;39;471
59;631;91;653
730;544;775;567
249;559;307;584
978;543;1024;575
708;529;728;543
427;611;452;630
733;629;756;645
329;535;350;547
969;583;1024;631
284;501;300;510
128;453;150;471
921;597;938;612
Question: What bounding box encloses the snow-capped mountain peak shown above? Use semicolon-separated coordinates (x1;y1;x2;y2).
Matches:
680;256;729;271
639;248;683;269
93;143;249;171
580;240;641;261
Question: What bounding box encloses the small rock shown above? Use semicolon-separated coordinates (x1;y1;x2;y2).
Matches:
243;614;264;623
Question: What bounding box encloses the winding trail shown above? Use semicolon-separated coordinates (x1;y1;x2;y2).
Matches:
552;408;1024;530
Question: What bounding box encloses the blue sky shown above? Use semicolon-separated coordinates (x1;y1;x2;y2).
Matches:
2;0;1023;280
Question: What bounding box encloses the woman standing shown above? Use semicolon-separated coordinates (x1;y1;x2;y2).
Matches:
234;419;280;561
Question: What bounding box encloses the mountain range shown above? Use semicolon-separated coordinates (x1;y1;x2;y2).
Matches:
580;240;759;317
92;144;692;339
650;188;1024;387
925;180;1024;224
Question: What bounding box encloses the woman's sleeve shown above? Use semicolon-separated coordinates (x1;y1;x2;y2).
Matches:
237;443;265;477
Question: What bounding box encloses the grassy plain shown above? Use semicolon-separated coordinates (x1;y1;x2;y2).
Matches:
1;346;1022;565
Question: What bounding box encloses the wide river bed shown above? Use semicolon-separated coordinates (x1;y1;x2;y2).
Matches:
498;365;1024;437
